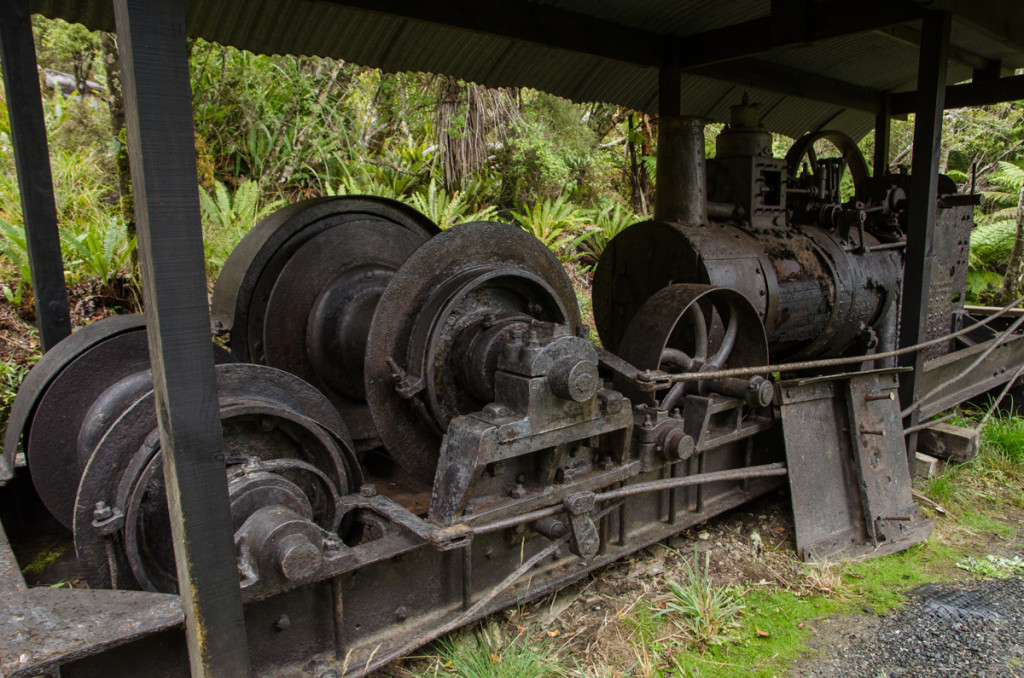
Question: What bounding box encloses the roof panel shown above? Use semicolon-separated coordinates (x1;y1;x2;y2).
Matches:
27;0;1024;142
537;0;770;37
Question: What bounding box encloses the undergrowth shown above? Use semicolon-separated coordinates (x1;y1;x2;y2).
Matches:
403;622;561;678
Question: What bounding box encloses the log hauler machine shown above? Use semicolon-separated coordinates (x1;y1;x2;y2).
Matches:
3;2;1024;677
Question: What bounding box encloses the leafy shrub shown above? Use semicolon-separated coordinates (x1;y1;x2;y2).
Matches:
573;200;640;267
60;215;135;287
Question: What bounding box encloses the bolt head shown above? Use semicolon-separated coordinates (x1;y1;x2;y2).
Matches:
93;501;112;522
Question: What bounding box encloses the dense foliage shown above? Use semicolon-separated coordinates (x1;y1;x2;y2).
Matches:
1;17;1023;314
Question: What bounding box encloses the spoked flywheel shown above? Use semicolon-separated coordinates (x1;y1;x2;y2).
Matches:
615;284;771;409
365;221;581;483
211;196;440;448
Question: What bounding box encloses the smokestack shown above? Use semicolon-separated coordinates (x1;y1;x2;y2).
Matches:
654;116;707;226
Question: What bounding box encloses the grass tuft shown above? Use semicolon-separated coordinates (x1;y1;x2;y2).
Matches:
657;547;745;650
404;622;561;678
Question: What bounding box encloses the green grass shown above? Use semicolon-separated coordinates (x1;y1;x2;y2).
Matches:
979;410;1024;464
21;545;65;575
404;622;562;678
684;589;847;677
657;547;745;650
959;511;1018;538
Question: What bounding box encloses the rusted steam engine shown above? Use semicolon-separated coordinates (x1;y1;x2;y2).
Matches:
3;101;974;676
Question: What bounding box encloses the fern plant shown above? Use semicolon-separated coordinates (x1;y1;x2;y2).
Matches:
200;179;283;275
406;179;497;230
509;195;587;261
60;216;136;287
970;160;1024;302
572;200;640;267
0;218;32;286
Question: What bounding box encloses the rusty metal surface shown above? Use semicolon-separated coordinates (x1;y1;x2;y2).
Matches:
780;370;931;561
10;317;231;530
211;197;438;449
1;315;146;488
261;219;427;447
73;363;361;592
27;328;151;530
0;587;183;678
919;333;1024;419
211;196;438;343
924;205;973;359
614;284;769;406
365;221;580;483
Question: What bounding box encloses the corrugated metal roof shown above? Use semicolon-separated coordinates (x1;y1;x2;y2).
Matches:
28;0;1024;140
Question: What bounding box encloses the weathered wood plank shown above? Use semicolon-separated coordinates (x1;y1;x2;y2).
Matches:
0;0;71;351
113;0;251;675
898;10;951;462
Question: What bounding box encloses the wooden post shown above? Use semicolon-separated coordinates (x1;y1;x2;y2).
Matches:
0;0;71;351
113;1;251;675
898;10;951;461
873;91;891;179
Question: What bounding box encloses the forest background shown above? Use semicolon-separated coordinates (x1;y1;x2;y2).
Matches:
1;17;1024;386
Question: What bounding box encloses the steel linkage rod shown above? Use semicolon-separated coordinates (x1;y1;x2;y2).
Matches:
360;500;622;676
467;462;788;536
638;294;1024;390
597;462;787;502
901;311;1024;418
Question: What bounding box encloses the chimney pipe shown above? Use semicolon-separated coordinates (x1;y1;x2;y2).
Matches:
654;116;707;226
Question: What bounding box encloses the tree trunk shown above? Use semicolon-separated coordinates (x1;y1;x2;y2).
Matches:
101;32;136;265
1000;179;1024;303
627;113;651;215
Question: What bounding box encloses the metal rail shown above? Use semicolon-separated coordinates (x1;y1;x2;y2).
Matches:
638;294;1024;389
468;462;788;536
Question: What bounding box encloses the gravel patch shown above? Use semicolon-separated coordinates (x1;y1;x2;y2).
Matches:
793;577;1024;677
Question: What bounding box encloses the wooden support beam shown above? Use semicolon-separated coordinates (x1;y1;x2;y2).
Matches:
678;0;924;68
328;0;661;67
891;74;1024;115
929;0;1024;53
875;25;1007;76
898;10;951;463
327;0;924;72
659;40;681;119
874;92;891;177
691;58;882;113
113;1;251;676
0;0;71;351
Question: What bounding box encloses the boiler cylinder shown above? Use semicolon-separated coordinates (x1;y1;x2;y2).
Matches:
593;219;901;361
